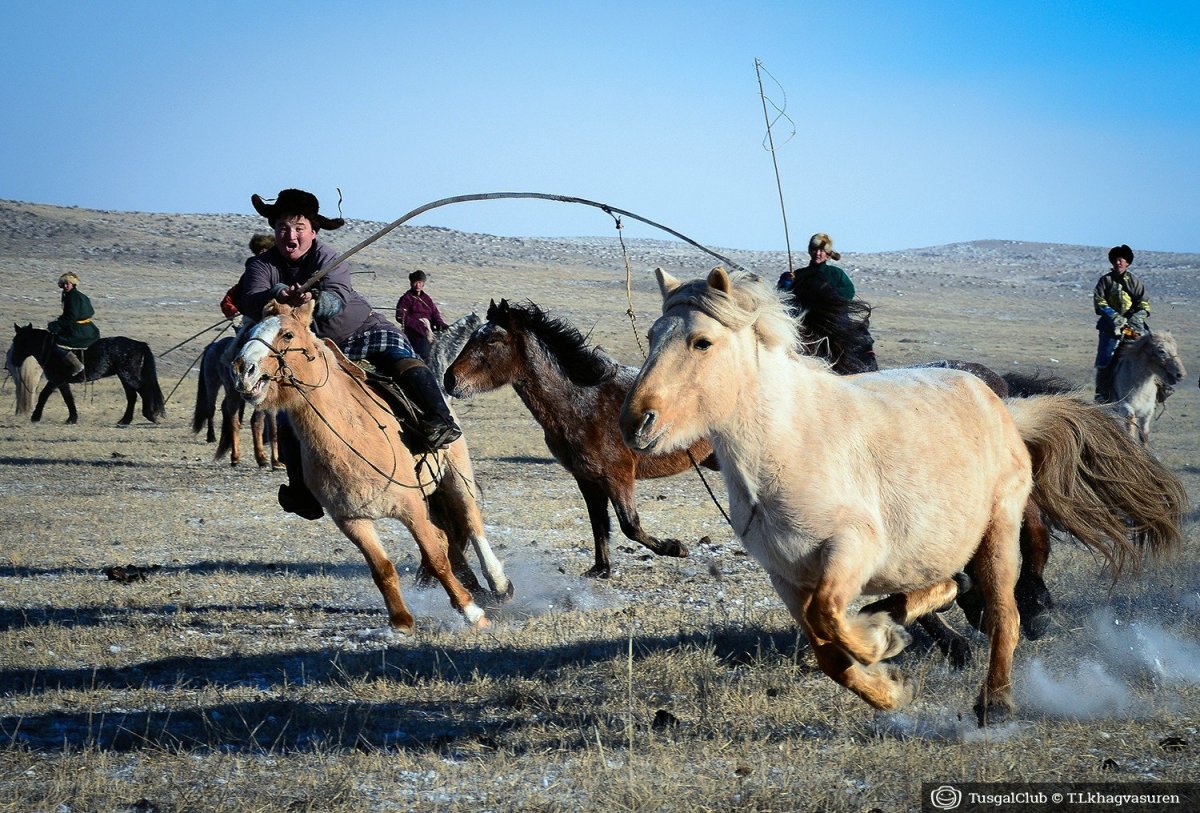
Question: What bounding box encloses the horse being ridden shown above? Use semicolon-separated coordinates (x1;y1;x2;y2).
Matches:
9;324;166;425
1106;329;1186;445
192;336;280;468
789;271;877;374
444;299;716;578
232;299;511;631
621;268;1185;724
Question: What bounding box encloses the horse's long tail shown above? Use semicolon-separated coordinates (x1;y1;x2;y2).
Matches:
192;345;215;434
1005;393;1187;580
139;344;167;421
11;352;44;416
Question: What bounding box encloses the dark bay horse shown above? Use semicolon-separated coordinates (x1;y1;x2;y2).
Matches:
9;324;165;425
444;299;717;578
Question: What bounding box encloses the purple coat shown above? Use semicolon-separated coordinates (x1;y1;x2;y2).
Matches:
395;289;448;344
238;239;394;345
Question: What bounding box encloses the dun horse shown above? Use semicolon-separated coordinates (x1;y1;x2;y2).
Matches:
9;324;165;425
232;300;511;631
621;268;1185;724
444;299;716;578
1108;330;1186;445
193;336;280;468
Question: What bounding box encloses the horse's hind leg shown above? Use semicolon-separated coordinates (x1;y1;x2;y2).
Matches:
771;574;914;710
1015;503;1053;640
59;385;78;424
427;449;512;601
394;509;488;629
860;577;972;668
333;517;416;632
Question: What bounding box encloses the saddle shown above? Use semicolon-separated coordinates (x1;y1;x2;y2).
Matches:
359;365;446;455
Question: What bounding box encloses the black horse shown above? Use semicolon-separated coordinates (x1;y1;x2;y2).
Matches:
9;324;166;425
789;273;878;374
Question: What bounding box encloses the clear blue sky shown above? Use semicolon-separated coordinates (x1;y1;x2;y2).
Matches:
2;1;1197;253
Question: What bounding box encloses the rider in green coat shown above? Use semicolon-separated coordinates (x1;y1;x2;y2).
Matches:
47;272;100;379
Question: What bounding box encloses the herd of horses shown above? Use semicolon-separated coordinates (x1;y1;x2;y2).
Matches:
5;270;1193;725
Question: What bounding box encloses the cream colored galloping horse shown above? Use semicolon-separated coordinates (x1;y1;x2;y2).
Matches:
233;300;511;633
620;267;1185;725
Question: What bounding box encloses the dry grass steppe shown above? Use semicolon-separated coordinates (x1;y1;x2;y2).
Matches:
1;199;1198;811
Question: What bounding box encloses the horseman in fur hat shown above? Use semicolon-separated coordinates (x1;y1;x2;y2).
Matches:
1093;243;1151;402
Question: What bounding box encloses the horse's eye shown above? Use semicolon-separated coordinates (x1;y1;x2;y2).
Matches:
692;337;713;352
281;330;295;341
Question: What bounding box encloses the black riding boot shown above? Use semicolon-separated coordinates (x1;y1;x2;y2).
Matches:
275;415;324;520
1094;365;1115;404
392;363;462;452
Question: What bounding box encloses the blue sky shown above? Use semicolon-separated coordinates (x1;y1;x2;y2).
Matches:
2;1;1197;253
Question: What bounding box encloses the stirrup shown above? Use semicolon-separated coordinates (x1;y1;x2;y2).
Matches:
418;420;462;452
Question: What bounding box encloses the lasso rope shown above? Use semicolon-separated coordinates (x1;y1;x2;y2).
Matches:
298;191;747;293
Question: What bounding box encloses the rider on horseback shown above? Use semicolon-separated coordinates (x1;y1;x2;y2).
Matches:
47;272;100;380
1092;244;1151;403
238;188;462;520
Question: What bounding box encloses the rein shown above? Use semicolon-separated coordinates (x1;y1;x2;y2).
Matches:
258;335;446;492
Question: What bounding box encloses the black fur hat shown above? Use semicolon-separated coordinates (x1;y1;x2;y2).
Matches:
251;189;344;230
1108;244;1134;266
409;270;427;283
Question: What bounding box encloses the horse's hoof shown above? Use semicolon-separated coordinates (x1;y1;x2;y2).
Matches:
973;696;1014;727
471;615;492;631
583;565;611;579
946;638;972;670
1021;612;1052;641
497;580;515;603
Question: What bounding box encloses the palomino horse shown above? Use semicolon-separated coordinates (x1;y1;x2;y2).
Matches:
1109;330;1186;445
193;336;281;468
232;299;512;632
621;268;1185;724
444;299;715;578
7;345;43;416
9;324;166;425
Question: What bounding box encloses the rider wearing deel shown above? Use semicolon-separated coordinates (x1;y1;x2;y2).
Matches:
1092;243;1150;403
238;188;462;520
47;272;101;379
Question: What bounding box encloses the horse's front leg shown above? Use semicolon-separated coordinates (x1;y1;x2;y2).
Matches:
31;382;59;422
119;382;137;425
251;408;271;468
860;576;972;669
769;573;915;711
607;473;688;560
59;384;78;424
575;477;613;578
334;516;416;632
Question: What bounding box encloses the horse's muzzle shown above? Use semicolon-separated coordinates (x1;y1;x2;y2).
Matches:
621;409;662;452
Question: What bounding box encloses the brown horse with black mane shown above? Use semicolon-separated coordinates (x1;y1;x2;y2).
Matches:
444;298;717;578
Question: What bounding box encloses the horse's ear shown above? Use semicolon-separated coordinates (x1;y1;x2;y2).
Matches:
706;266;733;295
295;298;316;326
262;300;284;318
655;268;681;300
486;299;500;321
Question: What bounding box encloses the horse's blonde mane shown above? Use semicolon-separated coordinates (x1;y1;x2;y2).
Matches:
662;269;827;364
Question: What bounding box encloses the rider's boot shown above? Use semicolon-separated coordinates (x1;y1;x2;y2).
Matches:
385;360;462;452
1093;365;1115;404
275;415;324;520
51;346;85;380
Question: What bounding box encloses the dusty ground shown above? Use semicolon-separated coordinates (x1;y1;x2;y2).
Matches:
0;200;1198;811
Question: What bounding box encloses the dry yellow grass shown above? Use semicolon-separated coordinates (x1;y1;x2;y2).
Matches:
1;201;1198;811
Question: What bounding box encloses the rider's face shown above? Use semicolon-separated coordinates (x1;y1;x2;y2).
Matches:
274;215;317;262
1112;257;1130;274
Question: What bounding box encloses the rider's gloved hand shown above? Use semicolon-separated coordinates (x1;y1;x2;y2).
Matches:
1111;314;1128;336
1128;313;1148;331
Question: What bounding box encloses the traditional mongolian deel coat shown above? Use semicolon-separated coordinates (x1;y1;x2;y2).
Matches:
793;261;856;301
395;288;448;362
49;287;101;347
